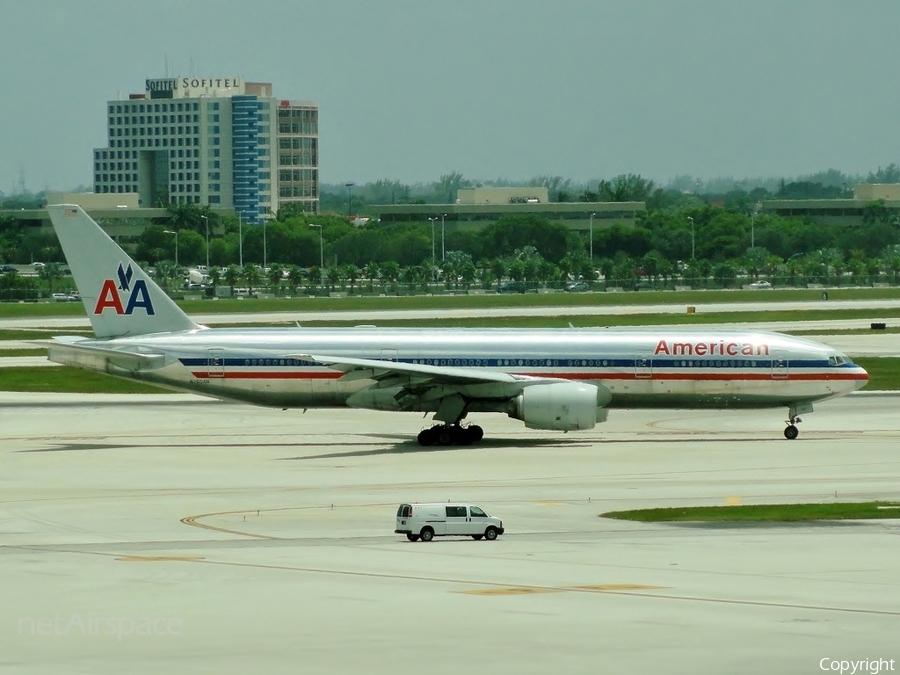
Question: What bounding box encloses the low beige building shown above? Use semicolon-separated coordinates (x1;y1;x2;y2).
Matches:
456;187;549;204
853;183;900;201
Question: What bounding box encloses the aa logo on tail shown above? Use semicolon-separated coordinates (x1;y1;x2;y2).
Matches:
94;263;155;315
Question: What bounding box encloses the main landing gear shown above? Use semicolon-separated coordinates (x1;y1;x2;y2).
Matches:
417;424;484;447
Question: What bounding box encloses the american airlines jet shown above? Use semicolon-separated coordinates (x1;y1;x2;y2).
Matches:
46;205;868;445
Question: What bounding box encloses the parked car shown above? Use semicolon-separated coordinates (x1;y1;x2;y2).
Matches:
0;265;16;274
498;281;528;293
566;282;589;292
395;503;505;542
748;280;773;289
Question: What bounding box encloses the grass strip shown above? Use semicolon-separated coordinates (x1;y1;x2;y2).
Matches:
0;366;169;394
3;286;900;319
602;501;900;522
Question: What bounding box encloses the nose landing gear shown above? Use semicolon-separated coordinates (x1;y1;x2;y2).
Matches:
784;421;800;440
783;405;807;439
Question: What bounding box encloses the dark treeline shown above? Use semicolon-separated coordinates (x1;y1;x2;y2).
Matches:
3;163;900;292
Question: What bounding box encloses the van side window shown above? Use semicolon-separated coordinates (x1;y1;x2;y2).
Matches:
446;506;467;517
470;506;486;518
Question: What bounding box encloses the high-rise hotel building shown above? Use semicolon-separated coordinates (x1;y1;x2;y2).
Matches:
92;76;318;223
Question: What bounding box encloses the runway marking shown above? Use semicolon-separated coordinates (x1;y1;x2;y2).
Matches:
460;587;559;596
180;514;286;540
570;584;665;592
116;555;205;562
180;503;390;539
536;500;563;507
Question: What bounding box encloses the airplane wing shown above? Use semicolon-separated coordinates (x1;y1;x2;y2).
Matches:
48;337;168;372
290;352;610;426
289;352;532;386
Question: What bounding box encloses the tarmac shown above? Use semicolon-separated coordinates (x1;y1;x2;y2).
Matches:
2;392;899;674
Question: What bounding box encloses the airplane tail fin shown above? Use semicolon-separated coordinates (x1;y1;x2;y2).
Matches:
47;204;200;338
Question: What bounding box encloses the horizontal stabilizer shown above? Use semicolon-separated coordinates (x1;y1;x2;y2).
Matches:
48;337;168;372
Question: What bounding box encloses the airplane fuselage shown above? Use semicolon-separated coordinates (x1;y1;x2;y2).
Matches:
49;326;868;412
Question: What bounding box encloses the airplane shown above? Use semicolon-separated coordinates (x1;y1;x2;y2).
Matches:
45;204;868;445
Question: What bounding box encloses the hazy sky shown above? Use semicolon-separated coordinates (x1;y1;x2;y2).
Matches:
2;0;900;193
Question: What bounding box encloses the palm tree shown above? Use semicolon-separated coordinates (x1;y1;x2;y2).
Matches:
208;267;222;289
364;262;380;292
224;265;241;296
491;258;507;291
267;263;284;296
287;265;304;295
243;263;261;295
380;261;401;293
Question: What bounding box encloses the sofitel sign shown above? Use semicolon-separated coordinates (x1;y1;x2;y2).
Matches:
145;77;243;99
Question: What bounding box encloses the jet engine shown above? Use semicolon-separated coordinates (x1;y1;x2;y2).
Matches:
509;382;607;431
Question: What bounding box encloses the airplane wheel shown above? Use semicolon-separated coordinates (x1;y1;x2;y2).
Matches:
437;428;453;446
417;428;435;446
469;425;484;442
452;426;474;446
784;425;799;440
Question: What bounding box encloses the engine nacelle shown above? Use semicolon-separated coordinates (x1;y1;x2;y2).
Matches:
510;382;605;431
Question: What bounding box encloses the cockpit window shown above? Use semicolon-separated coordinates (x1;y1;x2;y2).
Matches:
828;355;849;366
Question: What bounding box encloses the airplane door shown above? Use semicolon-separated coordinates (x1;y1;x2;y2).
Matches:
208;349;225;378
634;356;652;380
771;353;788;380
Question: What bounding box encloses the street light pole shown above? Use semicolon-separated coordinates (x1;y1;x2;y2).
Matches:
750;202;760;250
164;230;178;269
441;213;447;261
263;218;267;270
428;217;437;280
309;224;324;287
238;213;243;268
345;182;354;218
589;212;596;263
687;216;695;260
201;215;209;270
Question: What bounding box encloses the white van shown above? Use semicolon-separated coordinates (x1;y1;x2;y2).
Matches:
395;503;505;542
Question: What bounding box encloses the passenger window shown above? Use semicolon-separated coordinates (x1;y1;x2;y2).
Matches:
446;506;466;517
470;506;486;518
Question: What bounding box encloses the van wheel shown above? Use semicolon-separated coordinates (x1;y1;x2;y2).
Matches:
484;527;498;541
472;535;483;540
420;527;434;542
406;533;419;542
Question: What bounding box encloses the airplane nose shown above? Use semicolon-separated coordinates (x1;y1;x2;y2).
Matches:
855;365;869;390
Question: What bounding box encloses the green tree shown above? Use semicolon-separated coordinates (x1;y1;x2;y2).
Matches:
597;174;658;203
267;263;284;295
243;263;261;294
38;262;64;295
